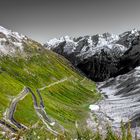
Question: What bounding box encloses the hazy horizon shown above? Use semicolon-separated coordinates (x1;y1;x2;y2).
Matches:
0;0;140;43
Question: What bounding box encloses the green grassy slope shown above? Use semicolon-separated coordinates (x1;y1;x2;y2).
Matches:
0;43;100;136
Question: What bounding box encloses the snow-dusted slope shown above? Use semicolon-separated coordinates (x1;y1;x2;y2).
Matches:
45;29;140;59
88;66;140;137
45;28;140;56
45;33;122;59
0;26;28;55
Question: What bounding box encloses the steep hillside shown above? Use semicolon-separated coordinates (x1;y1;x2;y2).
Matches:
0;26;99;139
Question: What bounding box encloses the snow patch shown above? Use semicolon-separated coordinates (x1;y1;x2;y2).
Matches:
47;38;61;47
0;26;25;41
135;66;140;71
97;34;119;48
0;26;10;35
131;28;139;36
87;36;93;46
89;104;99;111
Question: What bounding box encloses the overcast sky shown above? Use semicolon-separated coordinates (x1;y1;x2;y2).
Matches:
0;0;140;43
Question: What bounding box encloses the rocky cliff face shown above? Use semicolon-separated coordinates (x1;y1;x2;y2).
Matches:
44;29;140;81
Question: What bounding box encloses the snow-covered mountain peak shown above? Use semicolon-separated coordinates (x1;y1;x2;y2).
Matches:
97;33;119;47
46;38;61;46
126;29;140;47
0;26;26;42
45;34;122;63
131;28;139;36
60;35;73;42
45;32;121;59
46;35;74;50
0;26;28;55
0;26;10;35
46;33;119;49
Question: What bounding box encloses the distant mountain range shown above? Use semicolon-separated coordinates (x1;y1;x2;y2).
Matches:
45;29;140;81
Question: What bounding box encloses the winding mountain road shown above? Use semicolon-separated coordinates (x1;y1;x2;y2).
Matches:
2;78;68;136
39;77;68;91
0;120;17;133
5;87;28;129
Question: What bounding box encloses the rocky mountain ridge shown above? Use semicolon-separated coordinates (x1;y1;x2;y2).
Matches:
45;29;140;81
